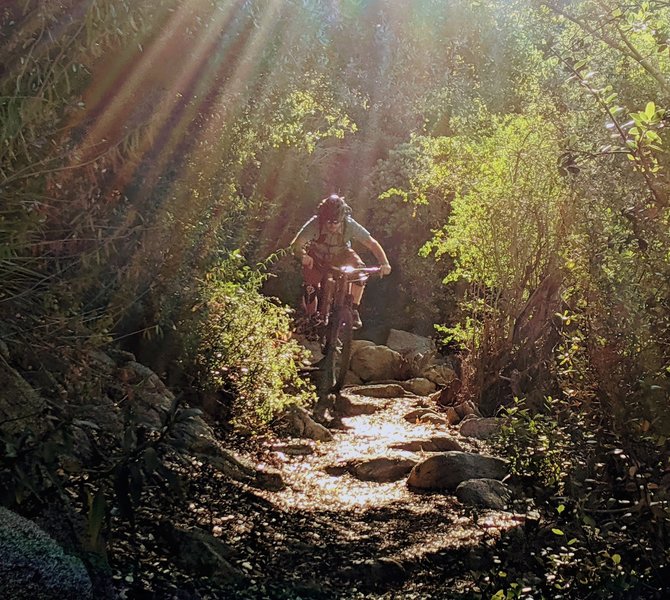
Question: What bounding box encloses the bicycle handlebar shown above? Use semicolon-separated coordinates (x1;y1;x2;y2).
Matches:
325;264;382;283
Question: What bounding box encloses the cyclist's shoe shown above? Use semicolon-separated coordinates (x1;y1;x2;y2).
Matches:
351;309;362;330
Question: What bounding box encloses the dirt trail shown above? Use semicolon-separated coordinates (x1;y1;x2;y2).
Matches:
236;387;523;599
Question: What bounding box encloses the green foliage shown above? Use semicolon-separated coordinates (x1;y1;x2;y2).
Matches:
494;397;573;493
423;114;569;292
182;252;314;429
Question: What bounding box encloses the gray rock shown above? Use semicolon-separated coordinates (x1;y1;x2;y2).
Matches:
400;378;437;396
351;457;417;483
386;329;435;355
407;451;509;491
390;436;463;453
334;394;389;416
0;507;92;600
349;345;404;382
203;445;285;491
287;406;333;442
455;478;512;510
403;408;442;423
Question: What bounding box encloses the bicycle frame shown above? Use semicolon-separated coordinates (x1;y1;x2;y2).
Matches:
316;265;381;398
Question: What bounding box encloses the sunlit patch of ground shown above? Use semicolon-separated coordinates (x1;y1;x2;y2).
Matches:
259;393;487;513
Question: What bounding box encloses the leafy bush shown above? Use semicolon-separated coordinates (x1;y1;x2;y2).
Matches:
490;394;669;599
182;252;314;430
494;396;574;495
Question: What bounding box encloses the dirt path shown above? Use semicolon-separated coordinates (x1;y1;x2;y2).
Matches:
238;387;523;599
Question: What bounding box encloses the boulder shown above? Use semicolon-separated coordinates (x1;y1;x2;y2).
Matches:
349;345;404;382
351;339;376;356
455;478;512;510
385;329;435;355
400;378;437;396
351;457;418;483
0;507;92;600
118;361;176;430
445;407;461;425
407;451;508;491
270;442;316;456
417;413;448;426
286;406;333;442
459;417;501;440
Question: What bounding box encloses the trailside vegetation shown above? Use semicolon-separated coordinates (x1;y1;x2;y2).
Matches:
1;0;668;597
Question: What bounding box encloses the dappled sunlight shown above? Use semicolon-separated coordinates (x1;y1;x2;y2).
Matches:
260;394;473;512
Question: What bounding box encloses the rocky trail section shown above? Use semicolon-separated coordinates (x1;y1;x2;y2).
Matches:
215;381;522;599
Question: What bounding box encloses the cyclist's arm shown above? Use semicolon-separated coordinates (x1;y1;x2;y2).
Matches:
362;236;391;274
290;217;318;259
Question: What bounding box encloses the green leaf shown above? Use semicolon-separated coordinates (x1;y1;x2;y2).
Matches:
612;553;622;565
552;528;565;536
557;504;565;514
645;102;656;119
86;489;106;553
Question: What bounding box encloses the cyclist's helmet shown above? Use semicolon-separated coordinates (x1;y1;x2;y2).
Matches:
317;194;348;223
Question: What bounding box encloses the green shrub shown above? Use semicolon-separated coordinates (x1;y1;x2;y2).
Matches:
182;252;313;430
494;396;573;494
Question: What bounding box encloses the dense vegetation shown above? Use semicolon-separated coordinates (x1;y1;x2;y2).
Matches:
1;0;668;598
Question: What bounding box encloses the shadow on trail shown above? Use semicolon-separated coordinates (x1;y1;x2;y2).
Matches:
222;486;525;600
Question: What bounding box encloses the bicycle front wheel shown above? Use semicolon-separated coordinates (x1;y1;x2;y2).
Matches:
318;312;341;397
333;309;353;393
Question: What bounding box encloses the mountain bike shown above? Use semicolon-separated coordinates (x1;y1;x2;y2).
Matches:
315;264;381;400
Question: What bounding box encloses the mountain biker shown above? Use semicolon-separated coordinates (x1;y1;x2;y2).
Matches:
290;194;392;329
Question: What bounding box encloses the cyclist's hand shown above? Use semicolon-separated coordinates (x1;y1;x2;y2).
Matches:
301;254;314;270
380;262;392;277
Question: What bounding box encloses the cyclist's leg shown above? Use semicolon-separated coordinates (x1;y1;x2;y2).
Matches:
302;253;323;318
335;249;366;328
